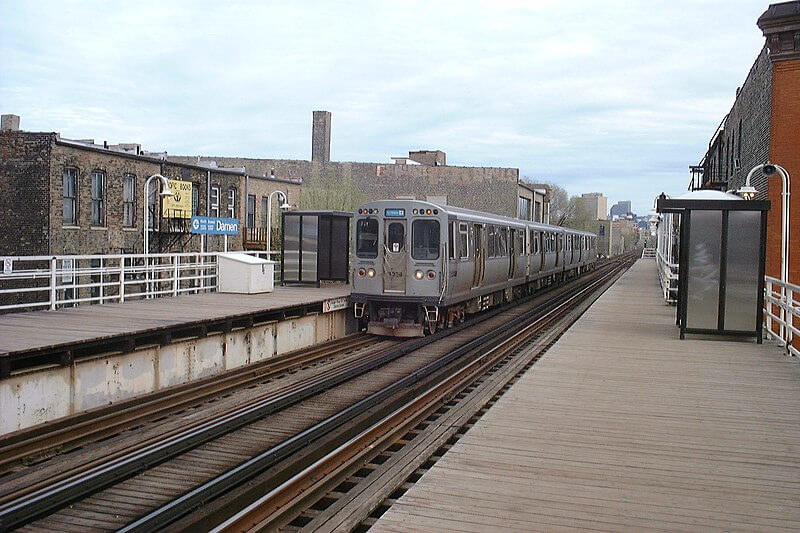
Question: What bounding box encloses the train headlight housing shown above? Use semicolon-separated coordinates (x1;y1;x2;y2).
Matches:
414;270;424;280
367;268;376;278
357;268;366;277
427;270;436;280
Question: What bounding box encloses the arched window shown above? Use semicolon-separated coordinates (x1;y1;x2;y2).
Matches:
227;187;237;218
62;168;78;225
91;170;106;226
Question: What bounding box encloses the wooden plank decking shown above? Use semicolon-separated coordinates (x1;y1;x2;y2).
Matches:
0;285;349;357
373;259;800;532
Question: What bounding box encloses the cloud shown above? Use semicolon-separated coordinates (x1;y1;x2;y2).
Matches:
0;0;769;213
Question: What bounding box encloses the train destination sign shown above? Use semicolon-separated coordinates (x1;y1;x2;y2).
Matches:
190;216;240;235
384;208;405;217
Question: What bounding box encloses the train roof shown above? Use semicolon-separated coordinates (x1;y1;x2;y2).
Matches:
356;199;596;237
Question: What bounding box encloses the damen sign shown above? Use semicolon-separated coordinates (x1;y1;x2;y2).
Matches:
191;216;240;235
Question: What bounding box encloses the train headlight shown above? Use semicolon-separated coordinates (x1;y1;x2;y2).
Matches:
367;268;376;278
427;270;436;280
357;268;366;277
414;270;424;280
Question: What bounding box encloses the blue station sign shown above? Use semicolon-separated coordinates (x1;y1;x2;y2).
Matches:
191;216;240;235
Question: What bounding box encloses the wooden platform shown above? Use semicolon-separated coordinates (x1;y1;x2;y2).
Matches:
373;259;800;532
0;285;349;359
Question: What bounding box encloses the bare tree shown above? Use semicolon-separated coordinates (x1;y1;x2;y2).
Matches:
543;182;574;226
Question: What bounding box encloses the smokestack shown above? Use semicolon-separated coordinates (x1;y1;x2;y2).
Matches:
311;110;331;164
1;114;20;132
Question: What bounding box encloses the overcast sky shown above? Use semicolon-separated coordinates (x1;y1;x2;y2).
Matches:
0;0;769;214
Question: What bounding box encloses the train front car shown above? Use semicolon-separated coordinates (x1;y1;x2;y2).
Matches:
351;200;446;337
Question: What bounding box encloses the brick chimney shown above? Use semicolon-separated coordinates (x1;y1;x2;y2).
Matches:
311;110;332;164
1;114;20;131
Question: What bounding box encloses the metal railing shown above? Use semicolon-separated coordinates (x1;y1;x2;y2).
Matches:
656;249;678;304
0;251;280;312
764;276;799;357
641;248;656;259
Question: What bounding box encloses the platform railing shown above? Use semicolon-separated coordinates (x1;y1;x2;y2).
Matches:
655;249;678;304
641;248;656;259
764;276;799;357
0;251;280;312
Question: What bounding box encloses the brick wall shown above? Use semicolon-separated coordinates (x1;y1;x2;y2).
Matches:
169;155;520;218
767;58;800;286
0;132;52;255
710;47;773;197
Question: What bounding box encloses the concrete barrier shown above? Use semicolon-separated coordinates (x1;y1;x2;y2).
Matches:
0;308;351;435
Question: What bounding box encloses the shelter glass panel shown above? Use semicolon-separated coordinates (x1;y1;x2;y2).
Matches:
724;211;760;331
686;210;722;330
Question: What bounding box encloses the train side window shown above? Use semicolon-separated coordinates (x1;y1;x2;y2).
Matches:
498;227;507;257
458;223;469;259
517;230;523;256
356;218;379;258
412;219;440;260
448;222;456;260
488;225;496;257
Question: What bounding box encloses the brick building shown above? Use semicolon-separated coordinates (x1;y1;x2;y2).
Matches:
1;110;549;259
0;121;299;256
691;1;800;288
170;111;529;220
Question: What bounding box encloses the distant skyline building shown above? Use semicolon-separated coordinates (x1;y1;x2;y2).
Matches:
577;192;608;221
610;200;632;219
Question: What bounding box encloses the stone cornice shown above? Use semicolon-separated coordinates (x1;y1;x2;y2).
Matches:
758;1;800;62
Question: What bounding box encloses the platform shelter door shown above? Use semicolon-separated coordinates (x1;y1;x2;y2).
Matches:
383;221;407;294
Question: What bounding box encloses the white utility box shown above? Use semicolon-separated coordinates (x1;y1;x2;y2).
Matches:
217;253;275;294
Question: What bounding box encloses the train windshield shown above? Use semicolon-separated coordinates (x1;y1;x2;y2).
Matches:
412;220;440;260
356;218;378;258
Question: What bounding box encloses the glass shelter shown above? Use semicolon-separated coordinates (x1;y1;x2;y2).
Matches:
281;211;352;286
657;191;769;341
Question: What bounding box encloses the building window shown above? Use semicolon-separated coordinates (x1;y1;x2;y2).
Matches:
62;168;77;225
227;187;237;219
91;171;105;226
517;196;532;220
261;196;268;227
210;185;220;217
246;194;256;228
123;174;136;227
192;184;199;216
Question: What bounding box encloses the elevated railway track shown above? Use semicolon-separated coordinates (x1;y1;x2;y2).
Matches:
0;253;636;532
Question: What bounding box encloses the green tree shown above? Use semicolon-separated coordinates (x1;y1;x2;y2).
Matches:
299;170;365;212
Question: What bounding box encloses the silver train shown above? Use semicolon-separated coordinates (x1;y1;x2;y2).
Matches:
351;200;597;337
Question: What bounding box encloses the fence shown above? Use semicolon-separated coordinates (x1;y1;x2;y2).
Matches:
0;251;279;312
764;276;799;357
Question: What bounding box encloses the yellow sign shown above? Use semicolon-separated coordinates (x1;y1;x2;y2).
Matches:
161;179;193;218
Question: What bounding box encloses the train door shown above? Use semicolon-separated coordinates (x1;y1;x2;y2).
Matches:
525;227;530;278
508;228;516;279
383;220;406;294
554;234;561;268
472;224;484;288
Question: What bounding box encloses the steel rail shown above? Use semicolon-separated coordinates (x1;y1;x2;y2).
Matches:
212;256;633;532
119;257;634;532
0;334;376;475
0;256;629;531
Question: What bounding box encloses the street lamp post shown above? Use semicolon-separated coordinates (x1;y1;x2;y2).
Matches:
142;174;175;298
739;162;792;346
266;190;291;257
143;174;175;255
